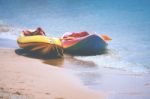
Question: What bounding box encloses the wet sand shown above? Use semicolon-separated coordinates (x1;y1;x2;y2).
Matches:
43;55;150;99
0;48;104;99
0;38;18;48
0;46;150;99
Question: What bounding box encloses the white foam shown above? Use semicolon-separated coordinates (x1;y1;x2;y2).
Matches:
74;50;149;73
0;27;22;40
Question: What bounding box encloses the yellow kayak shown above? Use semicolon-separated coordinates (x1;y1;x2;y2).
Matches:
17;33;63;57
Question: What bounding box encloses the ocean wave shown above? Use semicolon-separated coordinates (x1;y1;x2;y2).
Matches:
0;21;12;32
74;49;149;73
0;29;21;40
0;21;22;40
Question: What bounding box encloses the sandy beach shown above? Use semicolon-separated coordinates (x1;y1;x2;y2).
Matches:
0;48;150;99
1;0;150;99
0;48;104;99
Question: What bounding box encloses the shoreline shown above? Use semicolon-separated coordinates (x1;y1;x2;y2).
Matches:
0;48;104;99
0;47;150;99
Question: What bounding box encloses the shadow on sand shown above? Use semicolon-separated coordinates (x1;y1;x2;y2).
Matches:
64;49;109;56
15;48;65;67
15;48;109;68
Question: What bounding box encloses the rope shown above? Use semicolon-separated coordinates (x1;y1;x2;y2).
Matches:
50;38;62;57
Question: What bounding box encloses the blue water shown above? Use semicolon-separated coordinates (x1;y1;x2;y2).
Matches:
0;0;150;73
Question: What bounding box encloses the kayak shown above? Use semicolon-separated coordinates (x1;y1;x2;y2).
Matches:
61;32;111;54
17;33;63;57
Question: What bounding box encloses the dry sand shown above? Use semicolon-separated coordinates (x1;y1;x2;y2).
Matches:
0;48;104;99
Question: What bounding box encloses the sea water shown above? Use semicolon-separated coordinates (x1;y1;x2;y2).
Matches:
0;0;150;85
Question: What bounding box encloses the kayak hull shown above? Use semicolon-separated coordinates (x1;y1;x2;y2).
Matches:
62;34;107;54
17;35;63;57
